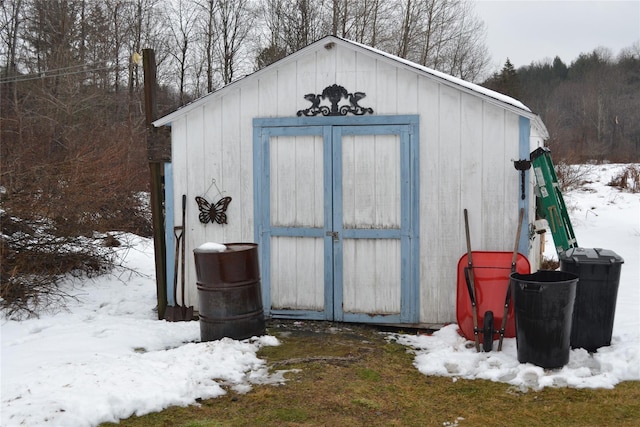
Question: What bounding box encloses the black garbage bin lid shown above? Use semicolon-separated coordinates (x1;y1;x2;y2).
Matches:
559;247;624;265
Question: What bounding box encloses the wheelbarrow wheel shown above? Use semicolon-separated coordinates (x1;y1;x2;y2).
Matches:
483;310;494;352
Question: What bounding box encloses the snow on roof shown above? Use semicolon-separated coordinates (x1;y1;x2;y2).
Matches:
342;37;531;113
154;36;533;127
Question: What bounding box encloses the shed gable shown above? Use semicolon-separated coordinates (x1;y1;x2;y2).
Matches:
154;36;536;128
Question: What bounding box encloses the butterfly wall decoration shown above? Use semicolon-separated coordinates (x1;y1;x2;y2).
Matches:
195;196;232;225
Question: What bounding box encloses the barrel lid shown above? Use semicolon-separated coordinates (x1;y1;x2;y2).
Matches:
559;247;624;265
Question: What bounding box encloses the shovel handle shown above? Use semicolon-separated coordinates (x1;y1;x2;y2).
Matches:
463;209;480;353
180;194;187;309
498;207;526;351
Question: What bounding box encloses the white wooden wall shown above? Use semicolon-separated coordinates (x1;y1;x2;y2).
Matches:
168;41;535;324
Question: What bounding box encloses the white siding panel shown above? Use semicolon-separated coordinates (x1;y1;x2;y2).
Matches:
479;110;522;251
433;84;462;322
170;117;189;306
374;59;398;115
315;45;337;89
502;112;523;249
258;70;278;117
354;52;376;105
271;236;324;310
342;134;400;229
171;118;189;212
396;68;418;115
418;76;442;323
270;135;324;227
295;136;324;227
276;62;298;115
481;103;507;249
342;239;401;314
184;108;205;308
189;99;224;311
270;136;295;227
239;84;259;241
460;94;485;255
201;101;223;243
336;45;357;91
220;89;243;242
295;50;318;109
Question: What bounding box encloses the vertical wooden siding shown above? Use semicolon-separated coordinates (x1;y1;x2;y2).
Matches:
169;43;526;323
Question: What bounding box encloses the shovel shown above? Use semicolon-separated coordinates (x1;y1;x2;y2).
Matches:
165;195;193;321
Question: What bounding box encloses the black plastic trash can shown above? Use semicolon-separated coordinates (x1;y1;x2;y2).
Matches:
559;248;624;352
194;243;265;342
510;270;578;369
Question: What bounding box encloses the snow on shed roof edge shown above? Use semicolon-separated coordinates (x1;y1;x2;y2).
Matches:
344;37;531;113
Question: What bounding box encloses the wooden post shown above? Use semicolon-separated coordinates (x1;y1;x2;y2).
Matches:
142;49;168;320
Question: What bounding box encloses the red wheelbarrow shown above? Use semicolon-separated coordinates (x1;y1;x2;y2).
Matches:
456;251;530;350
457;208;530;352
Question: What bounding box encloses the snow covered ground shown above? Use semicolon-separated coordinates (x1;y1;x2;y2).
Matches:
394;163;639;389
2;163;639;426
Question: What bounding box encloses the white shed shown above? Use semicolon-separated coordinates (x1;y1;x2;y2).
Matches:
153;36;548;327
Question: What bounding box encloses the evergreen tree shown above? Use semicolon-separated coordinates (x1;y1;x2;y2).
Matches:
500;59;520;98
483;58;520;99
552;56;568;80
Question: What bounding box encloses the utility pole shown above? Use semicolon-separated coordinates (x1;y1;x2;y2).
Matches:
142;49;169;319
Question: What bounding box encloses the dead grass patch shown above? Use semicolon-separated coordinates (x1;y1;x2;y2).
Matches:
103;320;640;427
540;257;560;270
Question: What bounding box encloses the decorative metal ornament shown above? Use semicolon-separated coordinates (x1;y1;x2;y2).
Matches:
196;178;232;225
297;84;374;117
195;196;232;225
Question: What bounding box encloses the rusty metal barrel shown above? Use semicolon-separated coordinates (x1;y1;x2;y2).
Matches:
193;243;265;341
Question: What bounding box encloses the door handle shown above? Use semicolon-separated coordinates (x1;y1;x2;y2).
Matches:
326;231;339;241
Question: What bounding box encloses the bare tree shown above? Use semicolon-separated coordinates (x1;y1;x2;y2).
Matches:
166;0;198;103
216;0;254;85
1;0;151;305
388;0;489;81
395;0;421;59
253;0;489;80
0;0;24;79
254;0;289;68
439;1;490;81
195;0;217;93
260;0;330;56
0;0;25;133
347;0;393;46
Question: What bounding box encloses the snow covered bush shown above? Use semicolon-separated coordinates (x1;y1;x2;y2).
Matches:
0;213;119;319
608;165;640;193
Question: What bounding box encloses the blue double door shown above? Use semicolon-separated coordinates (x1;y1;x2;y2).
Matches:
254;115;419;324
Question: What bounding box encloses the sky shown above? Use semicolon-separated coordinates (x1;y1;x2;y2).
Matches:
474;0;640;71
2;162;639;426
